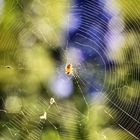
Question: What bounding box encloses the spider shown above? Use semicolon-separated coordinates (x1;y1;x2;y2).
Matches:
65;63;73;75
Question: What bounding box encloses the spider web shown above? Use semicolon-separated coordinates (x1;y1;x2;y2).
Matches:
0;0;140;140
57;0;140;139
